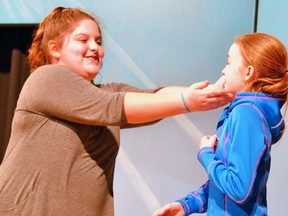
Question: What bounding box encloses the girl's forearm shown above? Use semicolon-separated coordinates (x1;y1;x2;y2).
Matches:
124;92;186;124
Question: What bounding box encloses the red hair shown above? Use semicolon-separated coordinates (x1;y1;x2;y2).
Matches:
235;33;288;99
236;33;288;131
28;7;101;72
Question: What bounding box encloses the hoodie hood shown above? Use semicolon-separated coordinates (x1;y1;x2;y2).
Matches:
228;92;285;144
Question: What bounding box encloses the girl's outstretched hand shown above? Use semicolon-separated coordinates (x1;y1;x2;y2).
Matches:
152;202;184;216
182;79;233;112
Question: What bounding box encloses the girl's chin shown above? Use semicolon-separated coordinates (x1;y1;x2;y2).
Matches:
89;72;100;80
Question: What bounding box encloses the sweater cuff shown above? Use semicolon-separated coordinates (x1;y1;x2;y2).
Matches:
197;147;215;172
176;197;203;215
176;199;191;216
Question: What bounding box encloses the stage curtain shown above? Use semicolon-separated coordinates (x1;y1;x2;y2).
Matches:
0;26;35;163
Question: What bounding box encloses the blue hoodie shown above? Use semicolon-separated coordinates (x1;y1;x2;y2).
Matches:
177;92;285;216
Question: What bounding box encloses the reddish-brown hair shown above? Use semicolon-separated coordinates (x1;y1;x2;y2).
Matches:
235;33;288;99
28;7;101;72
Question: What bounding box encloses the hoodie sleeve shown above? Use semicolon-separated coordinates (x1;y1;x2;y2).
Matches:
176;181;209;215
198;104;270;204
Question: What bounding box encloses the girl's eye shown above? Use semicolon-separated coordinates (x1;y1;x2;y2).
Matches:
80;39;88;42
96;40;102;45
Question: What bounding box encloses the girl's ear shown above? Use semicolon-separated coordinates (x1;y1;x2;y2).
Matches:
48;40;61;62
244;65;255;82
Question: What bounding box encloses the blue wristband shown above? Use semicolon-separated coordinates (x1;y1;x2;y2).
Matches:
181;92;191;112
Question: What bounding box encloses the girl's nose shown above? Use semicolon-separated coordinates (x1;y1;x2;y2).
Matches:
89;40;99;51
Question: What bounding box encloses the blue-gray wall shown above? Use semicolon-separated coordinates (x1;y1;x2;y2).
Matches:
1;1;287;215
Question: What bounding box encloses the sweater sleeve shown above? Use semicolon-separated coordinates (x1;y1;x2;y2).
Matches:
176;181;209;215
98;82;163;128
197;104;269;204
17;65;132;126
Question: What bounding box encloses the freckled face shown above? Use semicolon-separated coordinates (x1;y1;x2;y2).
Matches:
57;19;105;81
221;43;247;96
